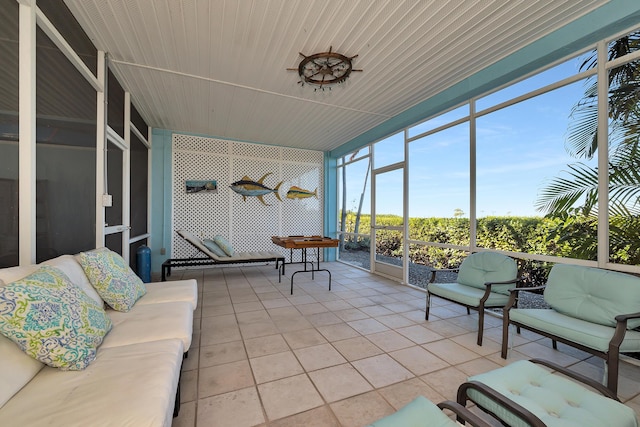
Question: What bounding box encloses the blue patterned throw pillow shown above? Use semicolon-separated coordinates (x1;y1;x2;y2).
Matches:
78;249;146;312
213;235;235;256
0;266;112;370
203;238;227;257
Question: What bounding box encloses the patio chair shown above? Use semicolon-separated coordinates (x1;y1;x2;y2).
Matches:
366;395;495;427
426;251;519;345
457;358;638;427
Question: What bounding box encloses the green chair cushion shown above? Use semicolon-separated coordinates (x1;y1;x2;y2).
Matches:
545;264;640;329
456;252;517;294
509;309;640;353
366;396;458;427
467;360;638;427
428;282;510;308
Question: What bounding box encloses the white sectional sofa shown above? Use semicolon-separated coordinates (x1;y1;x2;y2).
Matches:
0;251;198;427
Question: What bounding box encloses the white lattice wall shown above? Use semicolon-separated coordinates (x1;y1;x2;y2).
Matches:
172;134;324;259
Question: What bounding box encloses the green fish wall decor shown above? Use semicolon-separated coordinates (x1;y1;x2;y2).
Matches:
286;186;318;199
230;173;283;206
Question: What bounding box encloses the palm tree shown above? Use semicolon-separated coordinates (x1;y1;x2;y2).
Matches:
535;32;640;263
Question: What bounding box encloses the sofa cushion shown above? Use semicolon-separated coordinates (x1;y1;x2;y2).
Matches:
0;334;44;409
456;252;517;294
0;265;39;284
213;235;235;256
509;309;640;353
203;238;227;257
0;339;183;427
545;264;640;329
0;266;112;370
467;360;638;427
78;249;146;312
428;282;510;308
101;302;193;351
136;279;198;310
43;255;103;306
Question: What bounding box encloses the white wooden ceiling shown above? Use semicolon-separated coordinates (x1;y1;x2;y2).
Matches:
64;0;608;152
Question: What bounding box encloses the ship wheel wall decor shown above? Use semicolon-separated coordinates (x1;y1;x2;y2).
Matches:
287;46;362;91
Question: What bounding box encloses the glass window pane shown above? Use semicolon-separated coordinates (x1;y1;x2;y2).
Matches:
338;157;370;235
476;79;597;259
0;0;19;267
408;122;469;244
373;132;403;169
476;52;594;112
130;104;148;138
37;0;97;75
36;27;96;262
607;50;640;266
108;69;125;139
407;105;469;138
337;234;370;269
105;141;123;227
374;168;403;225
130;132;148;236
105;233;122;255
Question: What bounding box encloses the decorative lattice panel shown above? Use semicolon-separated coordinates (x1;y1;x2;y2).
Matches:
172;133;323;260
282;147;323;164
173;134;229;153
232;141;280;160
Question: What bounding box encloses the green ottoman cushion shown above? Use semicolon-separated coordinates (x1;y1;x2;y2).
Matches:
366;396;459;427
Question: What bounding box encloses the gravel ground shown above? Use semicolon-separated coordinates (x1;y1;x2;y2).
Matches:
338;249;549;309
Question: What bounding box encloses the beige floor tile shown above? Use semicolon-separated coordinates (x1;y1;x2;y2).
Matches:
396;324;445;344
200;325;242;346
172;401;196;427
322;300;354;311
451;332;502;355
250;350;304;383
424;339;482;365
422;318;469;337
180;369;198;403
258;374;324;421
268;405;340;427
197;386;265;427
333;308;369;321
348;318;389;335
376;313;415;328
344;297;375;308
268;306;303;319
307;311;343;327
332;336;384;361
401;310;430;323
288;295;317;305
359;305;395;317
389;345;449;375
198;360;254;398
309;363;373;402
295;343;347;371
283;328;328;349
316;323;361;341
200;340;247;368
236;309;271;324
201;304;235;317
330;391;395;427
378;377;445;410
456;357;504;377
239;321;279;339
262;298;293;309
382;302;415;313
296;302;329;315
366;330;414;352
244;334;290;358
420;366;469;400
352;354;414;388
274;316;313;333
511;341;582;366
257;291;284;301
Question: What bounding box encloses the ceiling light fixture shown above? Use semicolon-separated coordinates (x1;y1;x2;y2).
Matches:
287;46;362;91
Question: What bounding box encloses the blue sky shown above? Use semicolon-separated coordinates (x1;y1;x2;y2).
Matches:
342;51;598;218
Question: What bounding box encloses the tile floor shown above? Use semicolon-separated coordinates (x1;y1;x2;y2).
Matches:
168;261;640;427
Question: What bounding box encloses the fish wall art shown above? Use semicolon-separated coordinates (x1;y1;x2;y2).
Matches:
286;186;318;199
230;173;282;206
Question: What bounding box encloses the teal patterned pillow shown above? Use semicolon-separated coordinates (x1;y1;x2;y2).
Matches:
213;235;235;256
203;238;227;257
78;249;146;312
0;266;112;370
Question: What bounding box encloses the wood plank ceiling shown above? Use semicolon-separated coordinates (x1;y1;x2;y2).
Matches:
64;0;609;152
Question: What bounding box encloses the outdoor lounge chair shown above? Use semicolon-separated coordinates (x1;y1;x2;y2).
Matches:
161;230;285;281
426;251;519;346
366;395;495;427
457;358;638;427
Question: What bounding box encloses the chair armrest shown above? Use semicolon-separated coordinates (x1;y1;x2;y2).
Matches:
457;381;546;427
429;268;460;283
529;359;619;400
437;401;494;427
503;284;545;311
615;312;640;323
